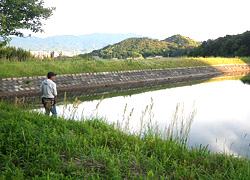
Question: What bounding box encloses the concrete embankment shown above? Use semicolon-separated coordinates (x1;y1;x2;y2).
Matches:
1;64;250;100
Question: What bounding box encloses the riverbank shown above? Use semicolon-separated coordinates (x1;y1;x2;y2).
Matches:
1;57;250;78
1;64;250;99
0;102;249;179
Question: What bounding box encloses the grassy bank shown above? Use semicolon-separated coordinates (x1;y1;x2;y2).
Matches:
0;102;249;179
1;57;250;78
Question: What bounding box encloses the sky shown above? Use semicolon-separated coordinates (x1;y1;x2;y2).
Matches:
25;0;250;41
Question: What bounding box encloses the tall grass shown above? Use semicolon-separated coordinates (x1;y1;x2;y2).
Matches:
165;102;197;145
0;101;249;179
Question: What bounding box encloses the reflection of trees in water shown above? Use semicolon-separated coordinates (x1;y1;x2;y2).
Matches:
241;76;250;85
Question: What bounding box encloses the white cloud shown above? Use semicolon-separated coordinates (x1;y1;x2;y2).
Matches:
25;0;250;41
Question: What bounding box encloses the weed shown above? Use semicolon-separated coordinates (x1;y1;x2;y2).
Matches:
0;100;249;179
166;102;197;145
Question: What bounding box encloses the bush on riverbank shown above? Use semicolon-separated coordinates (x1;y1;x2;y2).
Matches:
0;102;249;179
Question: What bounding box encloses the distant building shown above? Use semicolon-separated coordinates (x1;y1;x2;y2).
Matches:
92;56;105;60
31;51;83;58
154;56;163;59
135;56;144;60
31;51;50;58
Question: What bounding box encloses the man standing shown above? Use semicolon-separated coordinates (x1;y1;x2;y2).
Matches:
40;72;57;117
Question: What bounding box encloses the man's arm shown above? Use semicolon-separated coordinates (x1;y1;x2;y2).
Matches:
40;82;43;94
53;83;57;99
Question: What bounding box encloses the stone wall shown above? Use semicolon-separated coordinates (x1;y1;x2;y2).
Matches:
1;64;250;104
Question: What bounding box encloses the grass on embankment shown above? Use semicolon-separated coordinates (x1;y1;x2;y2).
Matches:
1;57;250;78
0;102;249;179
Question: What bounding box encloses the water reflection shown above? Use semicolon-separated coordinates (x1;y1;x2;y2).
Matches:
37;79;250;158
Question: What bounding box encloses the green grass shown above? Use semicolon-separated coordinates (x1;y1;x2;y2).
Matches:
0;102;249;179
1;57;250;78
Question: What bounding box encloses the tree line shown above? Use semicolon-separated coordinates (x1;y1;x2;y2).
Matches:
188;31;250;57
0;46;34;61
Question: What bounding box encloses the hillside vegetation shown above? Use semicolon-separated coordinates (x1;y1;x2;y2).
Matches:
91;35;201;59
188;31;250;57
0;102;249;179
164;34;200;48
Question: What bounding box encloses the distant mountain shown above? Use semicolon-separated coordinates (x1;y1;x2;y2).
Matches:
8;33;143;52
91;35;200;59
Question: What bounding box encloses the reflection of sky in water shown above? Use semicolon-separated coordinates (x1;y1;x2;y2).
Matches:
38;80;250;158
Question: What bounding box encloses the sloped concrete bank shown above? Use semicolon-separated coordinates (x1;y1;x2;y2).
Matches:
1;64;250;102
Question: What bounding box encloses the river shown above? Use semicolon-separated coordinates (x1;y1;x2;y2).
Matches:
36;77;250;159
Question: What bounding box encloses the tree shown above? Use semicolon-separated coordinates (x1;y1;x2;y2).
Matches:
0;0;55;47
234;45;248;57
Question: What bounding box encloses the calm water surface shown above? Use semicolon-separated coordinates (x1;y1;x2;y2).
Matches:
39;79;250;158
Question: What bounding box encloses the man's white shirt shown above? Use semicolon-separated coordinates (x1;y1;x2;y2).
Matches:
40;79;57;98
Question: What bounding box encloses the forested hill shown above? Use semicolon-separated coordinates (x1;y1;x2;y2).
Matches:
164;34;201;48
91;35;200;59
188;31;250;57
